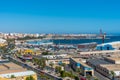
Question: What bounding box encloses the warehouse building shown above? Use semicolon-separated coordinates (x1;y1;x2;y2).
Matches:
104;57;120;64
96;41;120;50
0;62;37;80
96;64;120;79
70;58;94;76
87;58;111;70
77;42;97;51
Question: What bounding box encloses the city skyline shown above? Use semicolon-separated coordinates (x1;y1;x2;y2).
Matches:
0;0;120;34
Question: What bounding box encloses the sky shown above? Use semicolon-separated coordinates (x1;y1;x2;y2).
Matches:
0;0;120;34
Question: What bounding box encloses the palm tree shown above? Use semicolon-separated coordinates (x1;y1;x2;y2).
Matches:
110;71;116;80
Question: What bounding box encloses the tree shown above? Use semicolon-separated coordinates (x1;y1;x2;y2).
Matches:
60;70;75;78
74;76;79;80
76;68;81;73
94;78;99;80
26;75;35;80
110;71;116;80
11;75;16;78
42;52;49;55
32;58;46;69
60;71;66;77
42;51;53;55
40;58;46;69
32;58;39;65
55;66;62;73
86;75;91;80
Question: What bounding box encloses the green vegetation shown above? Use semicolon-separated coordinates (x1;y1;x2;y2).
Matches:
0;46;7;53
60;70;75;79
33;58;46;69
55;65;80;79
110;71;116;80
74;76;79;80
76;68;82;74
55;66;62;74
26;75;35;80
94;78;99;80
11;75;16;78
42;51;53;55
86;75;92;80
0;39;15;53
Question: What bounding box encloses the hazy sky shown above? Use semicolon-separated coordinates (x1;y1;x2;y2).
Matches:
0;0;120;34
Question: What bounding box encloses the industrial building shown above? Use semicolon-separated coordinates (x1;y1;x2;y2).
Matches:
87;58;111;70
87;57;120;79
78;50;120;57
96;64;120;79
0;62;37;80
96;41;120;50
77;42;97;51
104;57;120;64
70;58;94;77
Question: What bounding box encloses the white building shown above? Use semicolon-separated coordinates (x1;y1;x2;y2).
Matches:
42;54;67;59
0;38;6;44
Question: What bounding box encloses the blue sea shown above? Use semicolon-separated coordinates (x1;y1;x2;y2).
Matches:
27;36;120;45
52;36;120;44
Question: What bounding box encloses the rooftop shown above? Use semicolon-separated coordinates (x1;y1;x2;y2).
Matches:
87;59;111;66
78;42;97;45
0;62;26;74
105;57;120;61
100;64;120;71
98;41;120;46
0;71;36;78
71;58;91;68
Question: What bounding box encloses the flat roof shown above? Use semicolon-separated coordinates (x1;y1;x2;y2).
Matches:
71;58;91;68
87;59;111;66
100;64;120;71
79;50;120;55
98;41;120;46
0;62;27;74
0;71;36;78
105;57;120;61
78;42;97;45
